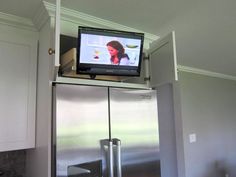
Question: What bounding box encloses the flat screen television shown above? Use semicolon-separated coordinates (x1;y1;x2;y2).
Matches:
77;26;144;77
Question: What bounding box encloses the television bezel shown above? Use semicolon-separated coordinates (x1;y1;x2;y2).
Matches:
76;26;144;77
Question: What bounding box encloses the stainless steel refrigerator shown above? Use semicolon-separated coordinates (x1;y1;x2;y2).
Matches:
52;84;160;177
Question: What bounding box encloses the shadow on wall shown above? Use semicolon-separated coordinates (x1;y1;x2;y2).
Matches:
203;160;229;177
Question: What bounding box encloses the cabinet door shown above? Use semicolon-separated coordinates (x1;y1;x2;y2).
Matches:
54;0;61;71
148;31;178;87
54;84;109;177
110;88;160;177
0;24;37;151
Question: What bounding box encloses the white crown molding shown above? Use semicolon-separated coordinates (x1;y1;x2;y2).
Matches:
33;1;51;30
178;65;236;81
0;12;37;31
34;1;159;43
60;6;159;42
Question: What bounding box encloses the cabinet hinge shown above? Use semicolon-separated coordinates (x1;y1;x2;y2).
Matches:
144;76;151;81
143;55;150;61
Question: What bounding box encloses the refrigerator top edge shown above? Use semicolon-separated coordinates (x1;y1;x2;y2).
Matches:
53;78;151;90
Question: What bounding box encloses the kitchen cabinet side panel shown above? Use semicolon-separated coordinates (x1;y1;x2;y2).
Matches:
26;19;53;177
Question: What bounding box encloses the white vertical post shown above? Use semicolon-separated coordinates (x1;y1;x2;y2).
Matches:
55;0;61;67
144;53;150;87
172;31;178;81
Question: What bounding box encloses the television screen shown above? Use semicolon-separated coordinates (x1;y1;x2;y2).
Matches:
77;26;144;77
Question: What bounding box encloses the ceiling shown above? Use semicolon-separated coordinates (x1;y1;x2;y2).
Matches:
0;0;236;77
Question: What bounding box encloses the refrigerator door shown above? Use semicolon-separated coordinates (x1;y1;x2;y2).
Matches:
54;84;109;177
110;88;160;177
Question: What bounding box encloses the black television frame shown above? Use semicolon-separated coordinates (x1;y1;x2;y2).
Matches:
76;26;144;77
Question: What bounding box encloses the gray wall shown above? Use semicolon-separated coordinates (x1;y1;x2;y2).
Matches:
155;0;236;76
178;71;236;177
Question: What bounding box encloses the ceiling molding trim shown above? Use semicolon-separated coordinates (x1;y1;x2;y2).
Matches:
61;6;159;42
40;1;159;43
0;12;37;31
43;1;57;17
33;1;54;30
178;65;236;81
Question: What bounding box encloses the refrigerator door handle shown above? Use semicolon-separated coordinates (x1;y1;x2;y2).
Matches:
108;140;114;177
113;138;122;177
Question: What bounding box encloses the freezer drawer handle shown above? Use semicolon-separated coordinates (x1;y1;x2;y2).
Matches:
113;138;122;177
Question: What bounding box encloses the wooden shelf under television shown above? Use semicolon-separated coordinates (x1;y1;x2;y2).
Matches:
60;70;130;82
59;47;130;82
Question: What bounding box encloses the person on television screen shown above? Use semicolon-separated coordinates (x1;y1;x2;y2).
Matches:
106;40;130;65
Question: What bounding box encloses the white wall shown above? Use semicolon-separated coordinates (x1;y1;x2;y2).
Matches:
178;71;236;177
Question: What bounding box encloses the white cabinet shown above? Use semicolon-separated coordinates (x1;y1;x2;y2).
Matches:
149;31;178;87
0;24;38;151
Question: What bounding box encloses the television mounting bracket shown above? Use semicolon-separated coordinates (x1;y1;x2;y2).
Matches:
143;54;151;82
89;74;96;79
143;55;150;61
144;76;151;81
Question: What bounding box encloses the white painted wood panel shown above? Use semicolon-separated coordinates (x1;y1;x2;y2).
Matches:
149;31;178;87
0;24;38;151
26;19;53;177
